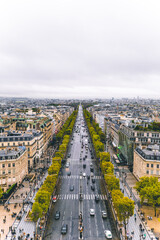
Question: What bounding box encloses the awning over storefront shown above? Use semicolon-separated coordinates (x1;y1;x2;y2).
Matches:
112;141;117;148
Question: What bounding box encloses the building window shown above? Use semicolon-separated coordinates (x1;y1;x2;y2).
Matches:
156;170;159;175
146;170;149;174
151;170;153;174
147;163;149;167
13;143;15;146
8;163;11;167
8;143;10;146
157;164;159;168
2;164;5;168
151;164;153;168
8;170;11;174
3;171;5;175
12;163;15;167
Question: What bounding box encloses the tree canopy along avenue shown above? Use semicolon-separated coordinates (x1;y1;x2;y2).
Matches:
44;105;119;240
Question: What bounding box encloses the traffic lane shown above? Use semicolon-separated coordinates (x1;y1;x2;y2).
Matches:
45;193;68;240
61;198;79;240
94;180;113;237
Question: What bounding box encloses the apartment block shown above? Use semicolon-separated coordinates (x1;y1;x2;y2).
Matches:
133;145;160;180
0;147;28;191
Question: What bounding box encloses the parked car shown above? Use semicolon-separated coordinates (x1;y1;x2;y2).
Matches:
90;209;95;216
104;230;112;239
83;173;86;177
61;224;68;234
55;211;60;220
53;196;57;203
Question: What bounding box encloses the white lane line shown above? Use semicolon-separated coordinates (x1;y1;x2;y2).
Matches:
69;211;72;240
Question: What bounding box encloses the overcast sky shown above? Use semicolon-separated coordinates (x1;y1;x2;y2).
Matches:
0;0;160;99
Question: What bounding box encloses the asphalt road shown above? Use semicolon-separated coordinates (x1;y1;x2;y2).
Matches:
45;106;119;240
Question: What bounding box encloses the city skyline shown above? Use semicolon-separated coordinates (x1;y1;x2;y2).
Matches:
1;0;160;99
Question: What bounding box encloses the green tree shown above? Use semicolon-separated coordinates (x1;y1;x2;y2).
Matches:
29;202;43;222
92;134;100;142
48;163;60;175
59;144;67;153
104;175;120;192
100;152;110;162
140;184;160;216
116;197;134;236
135;176;158;193
101;161;114;174
112;189;124;208
0;187;3;198
35;190;50;213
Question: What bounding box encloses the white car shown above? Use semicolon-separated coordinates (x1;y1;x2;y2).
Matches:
83;173;86;177
65;162;70;168
104;230;112;239
102;211;107;218
90;209;95;216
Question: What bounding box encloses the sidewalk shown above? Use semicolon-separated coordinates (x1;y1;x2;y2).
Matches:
4;171;48;240
0;146;56;240
109;147;157;240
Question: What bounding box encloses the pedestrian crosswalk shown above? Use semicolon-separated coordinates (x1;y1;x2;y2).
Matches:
56;194;107;200
59;175;102;179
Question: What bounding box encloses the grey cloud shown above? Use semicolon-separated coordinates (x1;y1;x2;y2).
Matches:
0;0;160;98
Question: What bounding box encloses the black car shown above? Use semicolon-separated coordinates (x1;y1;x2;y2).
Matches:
95;195;99;202
87;175;90;180
70;185;74;191
61;224;68;234
90;167;94;172
67;171;71;176
55;211;60;220
92;178;95;184
83;164;86;168
91;185;95;191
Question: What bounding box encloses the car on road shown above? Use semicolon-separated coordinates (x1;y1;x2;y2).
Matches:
55;211;60;220
83;164;86;168
83;173;86;177
87;175;90;180
67;171;71;176
90;209;95;216
52;196;57;203
102;211;107;218
104;230;112;239
61;224;68;234
90;172;94;177
70;185;74;191
90;167;94;172
90;163;93;167
91;185;95;191
95;195;100;202
92;178;95;183
65;162;70;168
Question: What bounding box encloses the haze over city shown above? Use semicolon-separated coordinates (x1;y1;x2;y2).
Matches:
0;0;160;99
